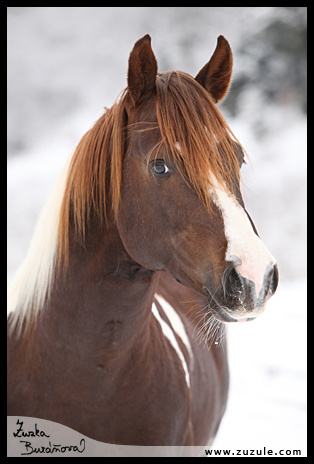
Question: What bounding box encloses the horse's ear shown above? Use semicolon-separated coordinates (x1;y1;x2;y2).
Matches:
127;34;158;105
195;36;233;103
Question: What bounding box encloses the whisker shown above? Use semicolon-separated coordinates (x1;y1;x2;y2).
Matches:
178;281;230;351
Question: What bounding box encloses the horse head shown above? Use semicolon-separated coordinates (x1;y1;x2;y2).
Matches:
116;34;278;323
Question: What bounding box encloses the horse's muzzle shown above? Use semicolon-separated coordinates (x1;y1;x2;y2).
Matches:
224;261;279;302
204;261;279;323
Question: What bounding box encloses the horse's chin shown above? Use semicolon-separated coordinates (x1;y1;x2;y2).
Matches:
203;287;265;324
209;304;258;324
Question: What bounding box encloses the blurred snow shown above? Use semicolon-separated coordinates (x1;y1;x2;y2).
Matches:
214;278;307;454
7;7;306;456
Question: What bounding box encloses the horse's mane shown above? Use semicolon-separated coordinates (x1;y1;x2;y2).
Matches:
59;71;241;264
8;70;242;334
58;94;127;267
155;71;241;206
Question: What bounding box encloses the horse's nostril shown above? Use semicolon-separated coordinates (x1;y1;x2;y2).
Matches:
228;268;243;293
268;263;279;296
226;267;244;295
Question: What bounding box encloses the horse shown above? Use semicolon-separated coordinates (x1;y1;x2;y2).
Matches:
7;34;278;448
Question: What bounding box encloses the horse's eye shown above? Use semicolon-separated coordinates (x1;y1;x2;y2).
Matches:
150;159;171;176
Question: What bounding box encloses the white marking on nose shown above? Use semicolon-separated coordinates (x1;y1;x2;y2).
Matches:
210;180;275;298
152;299;191;388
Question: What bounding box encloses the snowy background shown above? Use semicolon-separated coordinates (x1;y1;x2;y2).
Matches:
8;7;306;455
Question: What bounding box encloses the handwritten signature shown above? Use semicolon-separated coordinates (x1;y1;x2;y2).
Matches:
13;419;86;455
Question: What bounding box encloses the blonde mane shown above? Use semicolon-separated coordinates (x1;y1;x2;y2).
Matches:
7;159;69;334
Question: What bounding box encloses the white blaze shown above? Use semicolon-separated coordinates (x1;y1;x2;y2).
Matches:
211;181;275;297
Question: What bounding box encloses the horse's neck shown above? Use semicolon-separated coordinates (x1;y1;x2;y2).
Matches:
34;221;158;370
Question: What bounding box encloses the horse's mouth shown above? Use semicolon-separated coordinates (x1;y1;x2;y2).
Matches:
203;287;258;324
